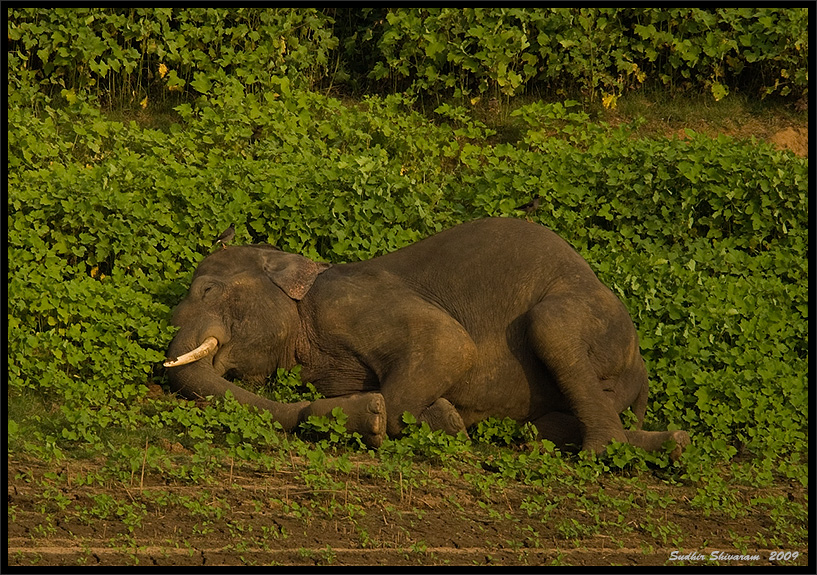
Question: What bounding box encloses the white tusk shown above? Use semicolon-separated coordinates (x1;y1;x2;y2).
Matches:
163;336;218;367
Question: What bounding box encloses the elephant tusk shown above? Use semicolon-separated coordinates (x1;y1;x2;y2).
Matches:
163;336;218;367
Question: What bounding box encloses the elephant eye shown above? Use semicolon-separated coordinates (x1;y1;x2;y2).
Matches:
198;281;223;300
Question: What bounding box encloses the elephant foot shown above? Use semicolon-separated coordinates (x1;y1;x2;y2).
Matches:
331;393;387;448
358;393;387;448
419;398;468;437
299;393;387;448
667;430;691;461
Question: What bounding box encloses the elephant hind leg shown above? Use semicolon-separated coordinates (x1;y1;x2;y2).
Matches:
526;295;630;453
533;412;690;461
625;429;691;461
631;373;648;429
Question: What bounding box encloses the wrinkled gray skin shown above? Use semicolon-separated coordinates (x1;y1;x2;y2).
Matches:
165;218;689;456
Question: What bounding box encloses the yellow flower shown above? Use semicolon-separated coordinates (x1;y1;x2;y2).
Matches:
159;63;168;78
602;93;617;109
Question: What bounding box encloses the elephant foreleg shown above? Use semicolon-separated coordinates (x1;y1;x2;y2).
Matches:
376;311;477;438
418;398;468;436
168;364;387;447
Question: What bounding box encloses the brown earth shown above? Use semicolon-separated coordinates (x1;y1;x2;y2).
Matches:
599;97;809;158
768;126;808;157
672;124;808;158
6;453;808;567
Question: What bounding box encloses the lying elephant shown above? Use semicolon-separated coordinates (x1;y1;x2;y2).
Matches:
164;217;689;456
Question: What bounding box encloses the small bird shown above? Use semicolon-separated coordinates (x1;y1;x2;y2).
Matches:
515;195;541;220
214;223;235;249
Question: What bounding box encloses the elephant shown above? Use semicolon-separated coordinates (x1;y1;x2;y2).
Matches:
164;217;689;456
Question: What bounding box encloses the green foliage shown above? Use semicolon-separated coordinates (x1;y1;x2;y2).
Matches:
478;441;567;486
602;441;676;473
5;7;808;493
381;412;472;463
7;7;337;108
7;8;807;112
263;367;323;403
357;8;808;101
471;417;538;446
300;407;367;451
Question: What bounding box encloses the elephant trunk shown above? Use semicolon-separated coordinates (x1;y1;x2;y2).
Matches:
164;337;308;431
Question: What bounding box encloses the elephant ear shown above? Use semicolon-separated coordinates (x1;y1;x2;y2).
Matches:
262;251;331;300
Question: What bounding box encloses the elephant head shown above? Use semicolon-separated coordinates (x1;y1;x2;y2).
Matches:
163;245;330;427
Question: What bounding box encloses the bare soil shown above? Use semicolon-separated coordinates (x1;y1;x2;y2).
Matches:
768;126;809;157
674;124;808;158
6;453;808;567
601;97;809;158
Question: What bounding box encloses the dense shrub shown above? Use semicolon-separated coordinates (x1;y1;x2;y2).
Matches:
340;7;807;101
7;7;808;108
7;80;808;471
7;7;337;108
5;9;808;484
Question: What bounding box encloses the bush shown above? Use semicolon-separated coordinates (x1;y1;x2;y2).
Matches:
351;7;808;101
6;10;808;482
7;8;808;108
7;7;337;108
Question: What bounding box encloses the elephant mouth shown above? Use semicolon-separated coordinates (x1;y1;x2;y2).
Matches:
163;336;218;368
